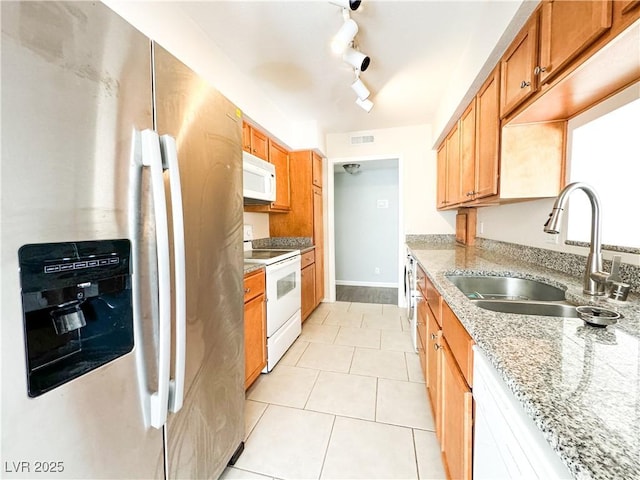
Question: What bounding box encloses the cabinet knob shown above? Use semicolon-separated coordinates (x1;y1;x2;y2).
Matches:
244;288;250;294
433;343;442;351
466;191;476;197
430;333;437;340
520;80;531;88
534;66;547;75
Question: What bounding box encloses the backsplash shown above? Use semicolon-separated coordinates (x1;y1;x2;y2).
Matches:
404;235;639;293
476;238;640;293
252;237;313;249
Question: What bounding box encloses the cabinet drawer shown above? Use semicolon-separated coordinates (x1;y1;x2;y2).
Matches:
244;269;265;303
301;249;315;269
442;302;474;387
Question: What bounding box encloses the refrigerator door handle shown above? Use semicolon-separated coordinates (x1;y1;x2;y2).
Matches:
160;134;186;414
141;129;171;429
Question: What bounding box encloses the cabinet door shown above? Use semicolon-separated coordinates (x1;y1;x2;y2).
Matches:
268;140;291;211
539;0;612;84
475;66;500;199
459;100;476;202
301;263;316;321
313;186;324;304
417;295;428;378
312;152;323;188
445;124;461;206
251;127;269;160
500;13;539;117
242;121;252;153
441;342;473;480
426;307;442;442
436;143;448;210
244;293;266;389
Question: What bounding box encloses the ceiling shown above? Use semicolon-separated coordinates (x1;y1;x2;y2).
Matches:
178;1;528;135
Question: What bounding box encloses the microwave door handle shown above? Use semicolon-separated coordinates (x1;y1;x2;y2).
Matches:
268;173;276;197
160;134;186;414
141;129;171;429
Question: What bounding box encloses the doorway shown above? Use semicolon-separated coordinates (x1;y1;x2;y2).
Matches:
327;156;404;305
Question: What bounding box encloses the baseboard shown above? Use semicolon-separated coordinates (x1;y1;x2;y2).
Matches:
336;280;398;288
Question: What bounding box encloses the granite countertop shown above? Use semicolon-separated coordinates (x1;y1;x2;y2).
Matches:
407;242;640;480
243;263;264;275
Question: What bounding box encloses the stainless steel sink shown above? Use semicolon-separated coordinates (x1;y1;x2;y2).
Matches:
474;300;579;318
446;275;577;318
446;275;566;301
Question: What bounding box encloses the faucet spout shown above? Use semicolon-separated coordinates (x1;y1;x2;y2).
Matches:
544;182;605;296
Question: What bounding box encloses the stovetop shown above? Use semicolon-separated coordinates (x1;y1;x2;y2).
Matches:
243;248;300;265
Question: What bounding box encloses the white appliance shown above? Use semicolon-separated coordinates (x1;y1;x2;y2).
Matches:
244;246;302;372
404;250;418;352
243;151;276;204
473;346;572;479
2;3;245;478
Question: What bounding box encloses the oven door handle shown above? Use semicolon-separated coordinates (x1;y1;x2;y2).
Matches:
266;255;300;273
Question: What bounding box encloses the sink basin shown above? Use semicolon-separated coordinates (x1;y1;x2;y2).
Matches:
474;300;579;318
446;275;566;302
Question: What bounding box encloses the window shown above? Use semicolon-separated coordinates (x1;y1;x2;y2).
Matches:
566;83;640;249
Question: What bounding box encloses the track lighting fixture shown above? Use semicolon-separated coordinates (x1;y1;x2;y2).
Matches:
329;0;362;11
343;47;370;72
331;18;358;54
355;98;373;113
351;76;370;101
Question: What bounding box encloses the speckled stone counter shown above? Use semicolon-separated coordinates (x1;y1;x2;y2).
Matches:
243;263;264;275
407;242;640;480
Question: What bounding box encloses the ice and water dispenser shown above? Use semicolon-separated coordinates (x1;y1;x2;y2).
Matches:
19;239;134;397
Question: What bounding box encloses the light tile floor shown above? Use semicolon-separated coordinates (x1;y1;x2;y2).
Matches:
221;301;447;480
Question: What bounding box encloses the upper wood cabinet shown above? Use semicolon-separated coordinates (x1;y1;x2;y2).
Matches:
500;12;539;118
312;152;323;188
437;67;500;209
538;0;612;85
459;100;476;201
242;121;268;160
270;150;325;309
437;124;462;210
474;67;500;199
268;140;291;211
436;143;448;210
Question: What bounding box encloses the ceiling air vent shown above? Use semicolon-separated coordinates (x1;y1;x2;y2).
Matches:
350;134;374;145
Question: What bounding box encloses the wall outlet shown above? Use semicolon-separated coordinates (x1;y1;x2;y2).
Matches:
479;222;484;234
374;267;380;275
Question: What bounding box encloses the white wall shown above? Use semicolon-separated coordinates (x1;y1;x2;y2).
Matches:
326;125;456;236
334;166;398;286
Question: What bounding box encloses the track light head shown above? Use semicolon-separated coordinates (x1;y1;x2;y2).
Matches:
355;97;373;113
351;77;370;101
331;18;358;54
329;0;362;11
343;47;370;72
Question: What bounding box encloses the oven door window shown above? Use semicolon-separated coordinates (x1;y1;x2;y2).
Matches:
277;271;297;299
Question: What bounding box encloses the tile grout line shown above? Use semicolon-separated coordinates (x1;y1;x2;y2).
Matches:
317;414;338;480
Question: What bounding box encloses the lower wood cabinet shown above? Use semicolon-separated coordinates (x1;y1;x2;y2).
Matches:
301;249;316;321
244;269;266;390
441;339;473;480
417;263;474;480
426;305;442;443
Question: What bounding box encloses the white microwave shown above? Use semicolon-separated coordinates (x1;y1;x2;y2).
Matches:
243;151;276;204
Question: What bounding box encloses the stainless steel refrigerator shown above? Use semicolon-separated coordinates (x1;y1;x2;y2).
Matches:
1;2;245;478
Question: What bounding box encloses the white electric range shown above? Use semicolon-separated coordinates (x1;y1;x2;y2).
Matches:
244;245;301;372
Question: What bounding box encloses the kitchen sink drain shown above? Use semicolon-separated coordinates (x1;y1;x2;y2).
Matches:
576;306;621;327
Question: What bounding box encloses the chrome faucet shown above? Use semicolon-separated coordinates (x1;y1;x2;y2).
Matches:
544;182;606;296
